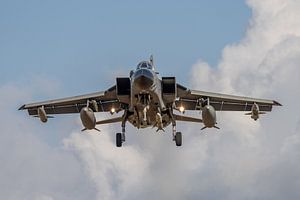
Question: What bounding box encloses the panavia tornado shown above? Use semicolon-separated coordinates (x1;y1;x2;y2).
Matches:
19;56;281;147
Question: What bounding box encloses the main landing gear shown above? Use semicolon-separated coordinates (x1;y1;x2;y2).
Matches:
116;112;127;147
175;132;182;146
116;112;182;147
116;125;182;147
116;125;126;147
172;123;182;146
116;132;122;147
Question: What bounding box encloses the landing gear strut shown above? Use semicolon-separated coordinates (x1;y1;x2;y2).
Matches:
116;123;126;147
116;111;128;147
172;122;182;146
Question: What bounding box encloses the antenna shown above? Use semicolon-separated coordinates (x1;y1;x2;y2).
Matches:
150;54;154;66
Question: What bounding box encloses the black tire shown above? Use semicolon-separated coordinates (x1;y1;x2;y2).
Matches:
175;132;182;146
116;133;122;147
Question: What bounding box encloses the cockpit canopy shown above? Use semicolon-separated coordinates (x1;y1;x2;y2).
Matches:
136;61;153;70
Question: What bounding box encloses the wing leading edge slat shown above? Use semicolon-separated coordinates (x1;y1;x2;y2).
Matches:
19;85;123;115
176;84;281;112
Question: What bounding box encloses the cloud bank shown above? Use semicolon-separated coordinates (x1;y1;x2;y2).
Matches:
65;0;300;199
1;0;300;199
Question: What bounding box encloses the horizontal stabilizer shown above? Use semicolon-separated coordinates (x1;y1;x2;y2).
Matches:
245;112;266;115
33;115;54;118
173;114;203;123
96;117;123;125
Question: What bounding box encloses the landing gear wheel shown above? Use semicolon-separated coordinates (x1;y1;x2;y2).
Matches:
175;132;182;146
116;133;122;147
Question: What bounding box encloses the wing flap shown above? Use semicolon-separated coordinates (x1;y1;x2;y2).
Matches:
96;117;123;125
174;114;203;123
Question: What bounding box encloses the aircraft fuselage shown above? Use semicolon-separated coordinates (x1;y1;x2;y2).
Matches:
127;62;171;129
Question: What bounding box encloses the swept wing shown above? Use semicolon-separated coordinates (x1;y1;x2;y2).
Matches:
19;85;122;115
176;84;281;112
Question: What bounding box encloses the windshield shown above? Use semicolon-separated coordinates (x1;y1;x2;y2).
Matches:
137;61;153;70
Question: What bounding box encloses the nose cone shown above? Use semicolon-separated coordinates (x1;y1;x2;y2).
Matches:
133;69;154;90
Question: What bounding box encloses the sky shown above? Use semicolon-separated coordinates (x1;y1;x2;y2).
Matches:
0;0;250;93
1;0;300;200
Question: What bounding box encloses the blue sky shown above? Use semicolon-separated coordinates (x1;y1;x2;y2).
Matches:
0;0;250;95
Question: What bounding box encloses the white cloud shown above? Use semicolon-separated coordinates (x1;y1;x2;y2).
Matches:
188;0;300;199
0;83;96;200
65;0;300;199
64;128;150;200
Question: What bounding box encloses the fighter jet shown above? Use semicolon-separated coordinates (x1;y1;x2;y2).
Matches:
19;56;281;147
